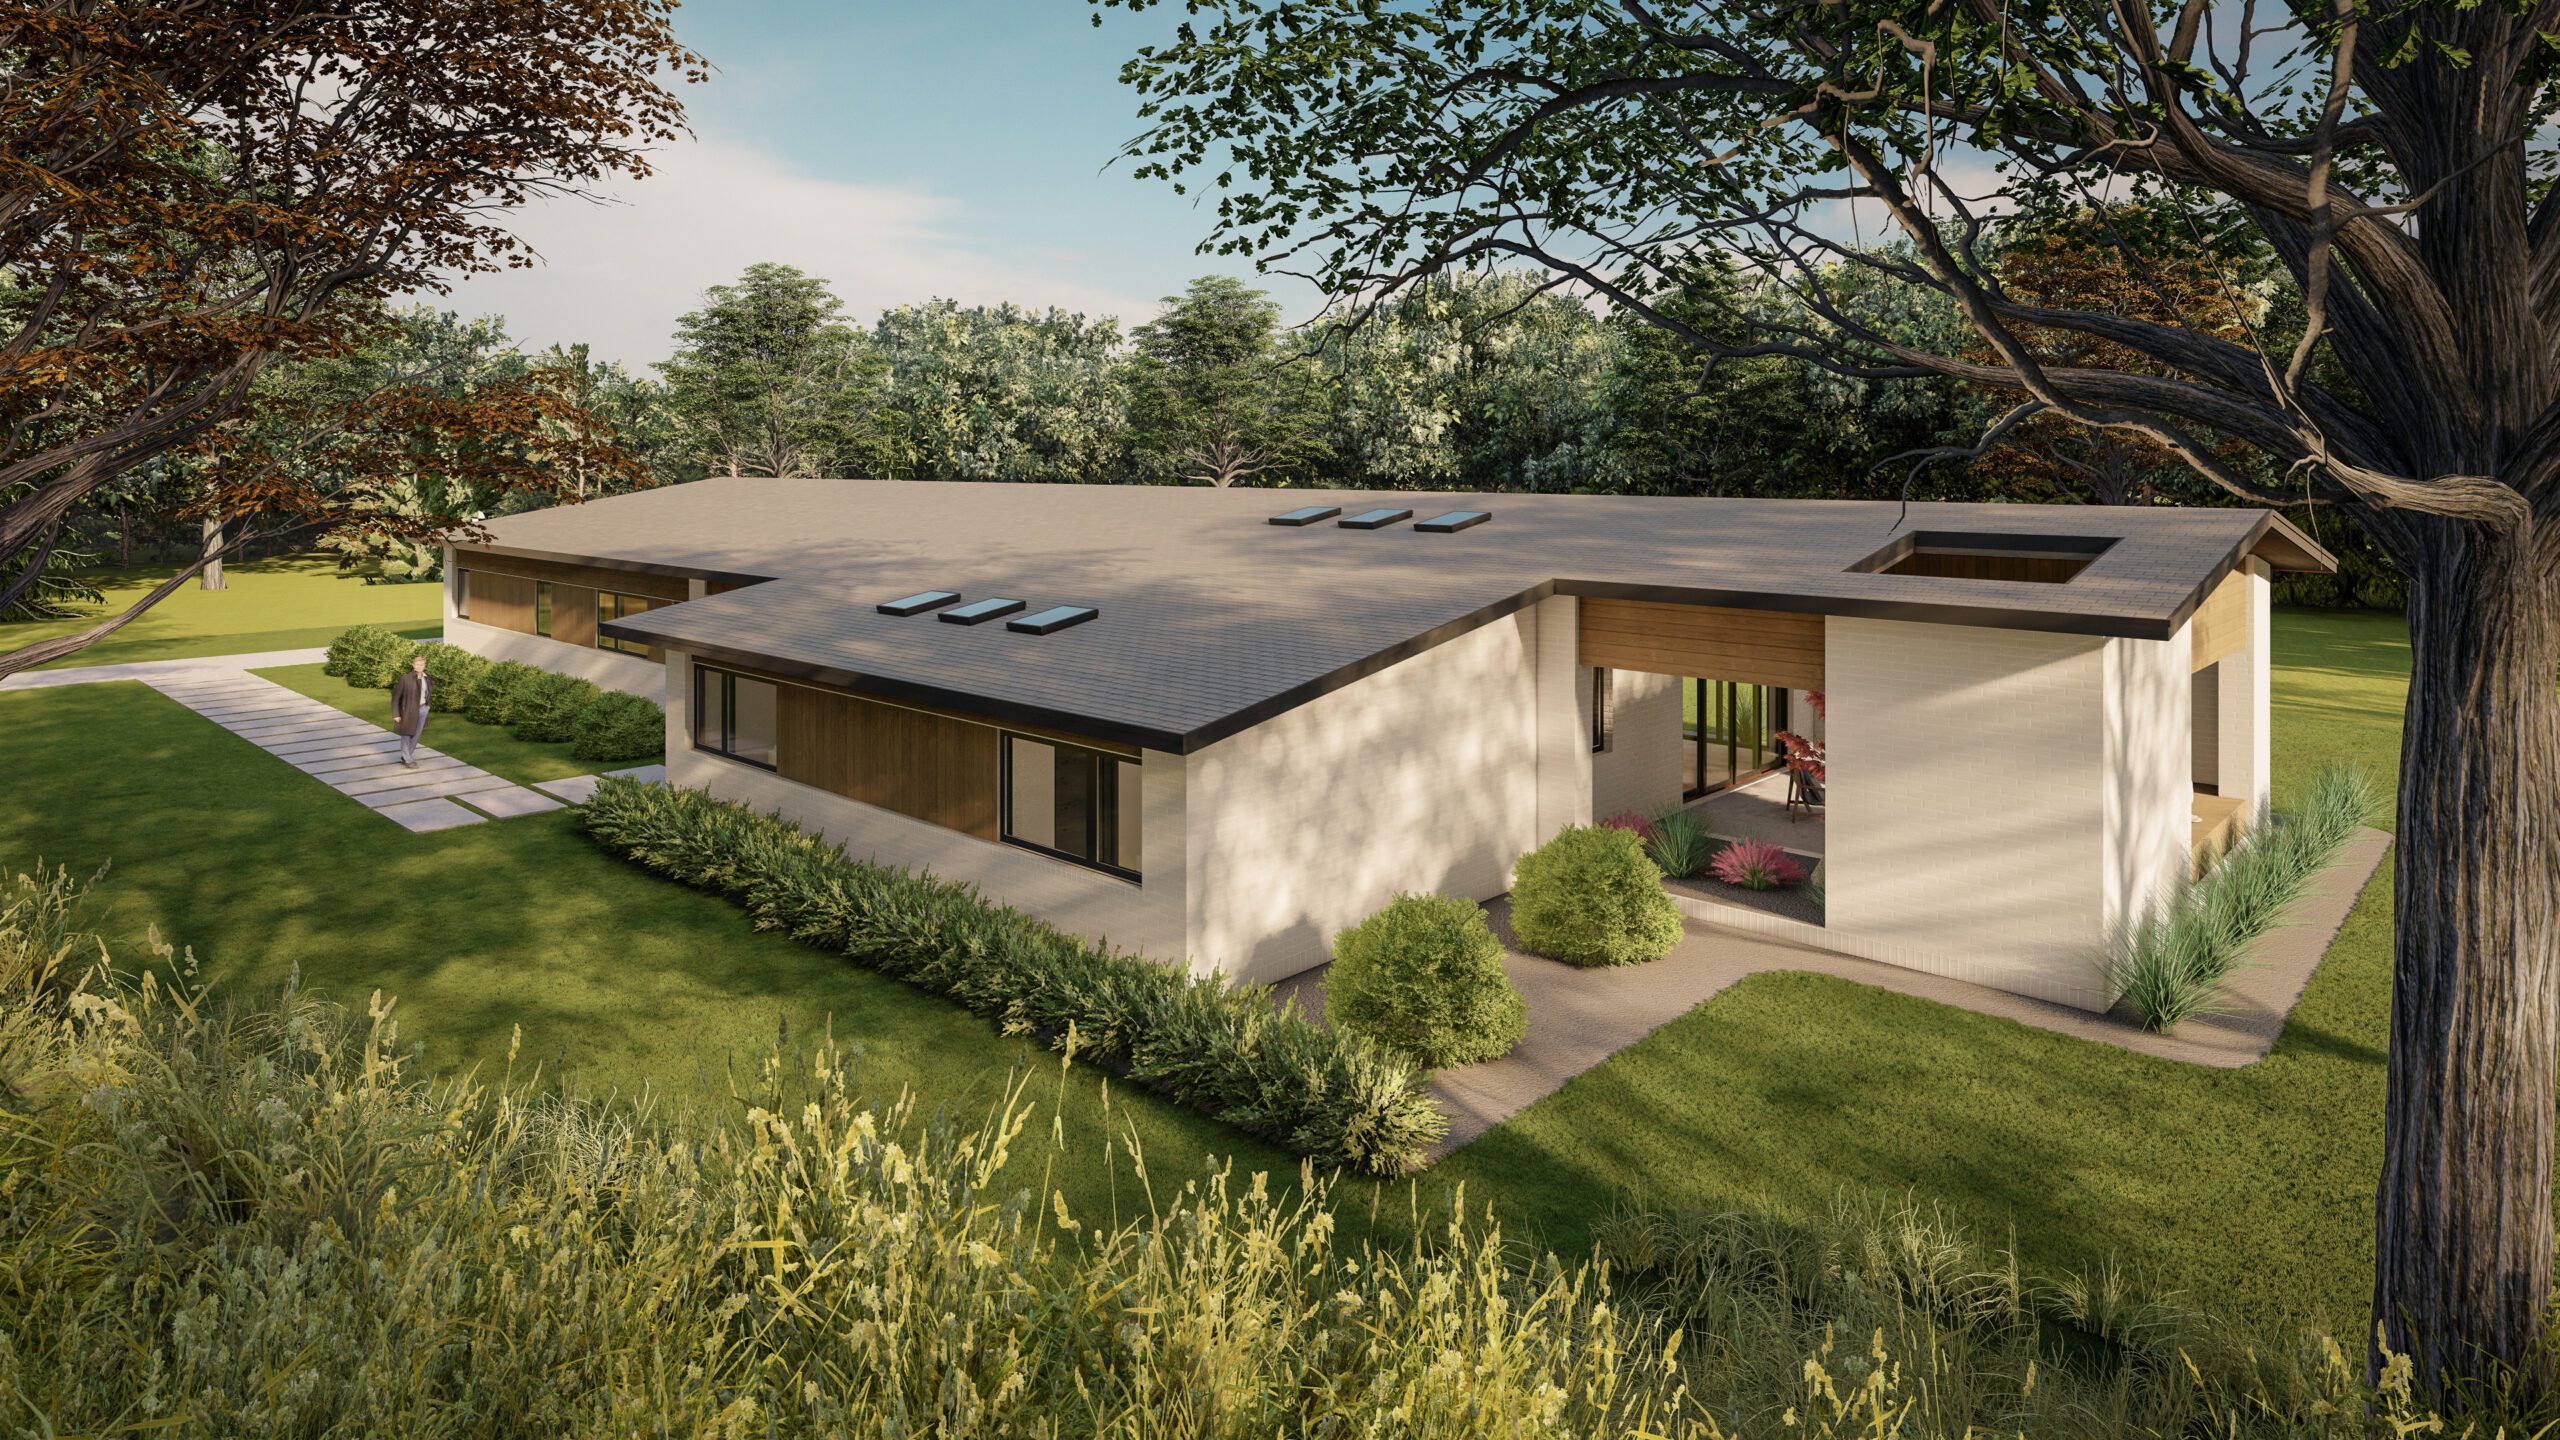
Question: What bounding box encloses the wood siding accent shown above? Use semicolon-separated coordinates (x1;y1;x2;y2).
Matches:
465;572;538;635
548;584;597;648
2188;568;2250;671
455;551;689;602
1577;599;1826;690
778;684;1001;839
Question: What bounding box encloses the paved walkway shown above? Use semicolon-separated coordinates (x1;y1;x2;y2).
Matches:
0;646;333;690
1278;826;2392;1157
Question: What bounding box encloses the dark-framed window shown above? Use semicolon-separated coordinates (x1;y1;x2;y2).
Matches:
598;591;663;656
1589;667;1615;754
454;569;472;620
692;665;778;770
1002;733;1141;881
534;581;554;638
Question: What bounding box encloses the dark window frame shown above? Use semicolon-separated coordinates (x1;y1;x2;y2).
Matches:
454;569;472;620
597;590;661;656
1590;667;1614;754
691;665;779;772
534;581;553;638
999;732;1141;883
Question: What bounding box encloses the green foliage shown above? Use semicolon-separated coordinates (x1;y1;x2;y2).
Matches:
411;642;490;707
509;671;603;744
658;262;877;480
567;691;664;762
1125;275;1330;486
1645;808;1713;879
2106;764;2380;1031
1326;893;1526;1066
1508;824;1687;967
462;660;544;726
323;623;418;688
869;299;1129;483
579;777;1447;1175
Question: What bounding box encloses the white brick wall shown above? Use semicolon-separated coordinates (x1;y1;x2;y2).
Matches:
1591;668;1684;824
2214;559;2273;816
1533;596;1591;840
1185;611;1541;984
661;650;1193;967
1825;617;2119;1010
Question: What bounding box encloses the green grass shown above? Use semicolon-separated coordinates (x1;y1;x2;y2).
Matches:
0;681;1286;1234
1;556;442;669
254;662;661;788
0;605;2421;1340
1430;606;2414;1339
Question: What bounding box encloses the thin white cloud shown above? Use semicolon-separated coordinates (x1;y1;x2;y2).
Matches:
426;135;1162;367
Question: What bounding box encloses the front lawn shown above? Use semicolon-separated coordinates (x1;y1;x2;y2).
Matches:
0;680;1281;1234
255;662;662;788
2;556;442;669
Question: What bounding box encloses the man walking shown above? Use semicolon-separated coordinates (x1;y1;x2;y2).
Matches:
391;653;433;768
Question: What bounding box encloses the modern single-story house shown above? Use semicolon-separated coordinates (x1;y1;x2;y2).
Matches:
444;477;2333;1012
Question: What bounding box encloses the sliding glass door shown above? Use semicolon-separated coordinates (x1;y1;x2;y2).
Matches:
1684;680;1790;799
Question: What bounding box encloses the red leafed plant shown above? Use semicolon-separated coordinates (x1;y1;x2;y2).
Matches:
1777;691;1827;784
1709;838;1806;891
1600;811;1659;845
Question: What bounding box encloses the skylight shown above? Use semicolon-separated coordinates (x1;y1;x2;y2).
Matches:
1848;531;2116;584
938;597;1026;625
1268;505;1341;527
1415;510;1490;533
1338;508;1413;530
877;589;961;616
1007;604;1099;635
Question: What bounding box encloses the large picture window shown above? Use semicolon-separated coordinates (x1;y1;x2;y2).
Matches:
597;591;664;656
692;665;778;770
1002;734;1141;880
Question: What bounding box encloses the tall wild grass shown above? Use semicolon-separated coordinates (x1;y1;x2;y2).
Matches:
2106;763;2382;1031
0;865;2513;1436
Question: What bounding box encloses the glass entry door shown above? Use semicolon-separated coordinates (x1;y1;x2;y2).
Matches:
1684;680;1789;798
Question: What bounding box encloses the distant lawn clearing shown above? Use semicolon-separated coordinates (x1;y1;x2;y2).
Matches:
2;556;441;669
0;605;2424;1341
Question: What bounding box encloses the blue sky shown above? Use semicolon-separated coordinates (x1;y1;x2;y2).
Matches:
440;0;1296;366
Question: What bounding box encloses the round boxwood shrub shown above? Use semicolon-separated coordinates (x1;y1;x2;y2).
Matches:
409;642;492;708
510;672;603;744
325;624;416;689
569;691;666;762
1507;824;1686;968
462;660;544;726
1326;894;1525;1067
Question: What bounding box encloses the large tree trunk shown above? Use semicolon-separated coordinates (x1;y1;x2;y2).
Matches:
2373;527;2560;1400
198;516;226;590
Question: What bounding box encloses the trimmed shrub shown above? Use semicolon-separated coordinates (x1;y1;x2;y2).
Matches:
2105;762;2379;1031
569;691;665;762
1508;824;1686;968
324;624;417;688
580;778;1448;1175
1708;837;1806;891
411;642;492;709
1646;808;1713;879
1326;893;1526;1066
462;660;545;726
509;672;602;744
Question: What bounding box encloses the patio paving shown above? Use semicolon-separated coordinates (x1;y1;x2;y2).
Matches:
1688;768;1824;856
1275;825;2392;1157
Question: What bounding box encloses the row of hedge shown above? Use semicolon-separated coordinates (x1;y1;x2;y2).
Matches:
579;776;1450;1175
323;625;662;763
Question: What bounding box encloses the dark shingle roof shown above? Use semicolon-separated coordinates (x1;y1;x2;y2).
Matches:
463;478;2329;752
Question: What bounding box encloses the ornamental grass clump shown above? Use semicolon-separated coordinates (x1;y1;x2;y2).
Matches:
463;659;544;725
1326;893;1526;1066
568;691;664;762
509;672;603;743
2105;762;2380;1031
1508;824;1686;968
1708;837;1807;891
580;777;1447;1174
1645;808;1713;879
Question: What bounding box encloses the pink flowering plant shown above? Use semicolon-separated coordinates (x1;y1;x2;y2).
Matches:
1600;811;1659;845
1708;837;1807;891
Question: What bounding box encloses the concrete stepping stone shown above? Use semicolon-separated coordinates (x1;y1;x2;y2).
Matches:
334;760;472;794
460;786;567;819
533;774;601;804
351;771;519;810
375;797;486;833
